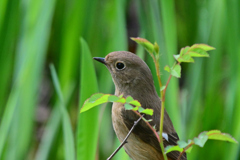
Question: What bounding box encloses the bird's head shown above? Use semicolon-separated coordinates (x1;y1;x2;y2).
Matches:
94;51;156;96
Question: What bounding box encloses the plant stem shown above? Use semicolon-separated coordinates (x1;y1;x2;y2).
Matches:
159;101;168;160
177;141;194;160
162;62;180;101
149;52;167;160
160;74;173;160
159;61;180;160
162;74;172;101
153;57;167;160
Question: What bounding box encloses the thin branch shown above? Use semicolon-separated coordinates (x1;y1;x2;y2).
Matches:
159;101;168;160
149;52;167;160
162;61;180;101
177;142;194;160
162;74;172;101
107;114;145;160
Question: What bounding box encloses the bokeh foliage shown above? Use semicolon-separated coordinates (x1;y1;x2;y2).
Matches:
0;0;239;160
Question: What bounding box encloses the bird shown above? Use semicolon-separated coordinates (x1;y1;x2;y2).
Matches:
94;51;186;160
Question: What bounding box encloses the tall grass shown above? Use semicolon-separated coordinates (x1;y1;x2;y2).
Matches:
0;0;239;160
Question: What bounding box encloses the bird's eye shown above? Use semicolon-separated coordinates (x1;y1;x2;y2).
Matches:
115;62;125;70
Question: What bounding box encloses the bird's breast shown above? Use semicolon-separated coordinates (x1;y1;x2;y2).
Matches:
112;102;163;160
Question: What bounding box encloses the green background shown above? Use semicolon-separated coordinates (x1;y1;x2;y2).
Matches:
0;0;239;160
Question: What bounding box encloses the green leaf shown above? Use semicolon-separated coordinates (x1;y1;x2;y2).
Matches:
178;54;195;63
140;108;153;116
108;95;120;102
165;145;183;154
80;94;109;113
124;103;134;110
131;37;154;53
50;65;75;160
206;130;238;143
189;51;209;57
96;94;110;103
189;48;209;57
116;97;126;103
138;107;145;112
194;132;208;147
177;140;189;148
173;54;180;61
81;93;142;113
174;53;194;63
129;100;141;107
164;65;170;72
132;106;139;111
89;93;104;102
177;140;194;153
126;96;134;102
190;44;215;51
179;46;190;56
171;64;181;78
78;38;99;160
81;94;129;113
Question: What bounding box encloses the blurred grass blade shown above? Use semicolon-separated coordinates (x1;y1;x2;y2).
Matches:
58;0;89;88
0;0;7;32
2;0;56;159
35;105;60;160
77;38;99;160
0;86;19;157
224;1;240;159
0;0;19;110
50;64;75;160
35;83;75;160
157;0;180;134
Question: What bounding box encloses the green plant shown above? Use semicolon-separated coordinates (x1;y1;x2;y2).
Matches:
80;37;238;160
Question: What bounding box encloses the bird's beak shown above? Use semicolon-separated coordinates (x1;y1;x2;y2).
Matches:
93;57;106;65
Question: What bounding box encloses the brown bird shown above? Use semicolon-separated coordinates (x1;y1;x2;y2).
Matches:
94;51;186;160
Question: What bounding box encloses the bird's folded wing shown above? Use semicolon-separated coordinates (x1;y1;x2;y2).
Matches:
121;110;187;160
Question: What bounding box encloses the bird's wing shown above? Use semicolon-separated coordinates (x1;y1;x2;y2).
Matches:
121;109;187;160
121;109;162;152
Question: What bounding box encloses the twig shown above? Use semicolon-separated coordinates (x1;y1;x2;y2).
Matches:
177;141;194;160
162;62;180;101
107;114;145;160
162;74;172;101
159;101;168;160
149;52;167;160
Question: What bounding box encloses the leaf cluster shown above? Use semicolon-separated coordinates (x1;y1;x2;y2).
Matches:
80;93;153;116
165;44;215;78
80;37;237;160
165;130;238;155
